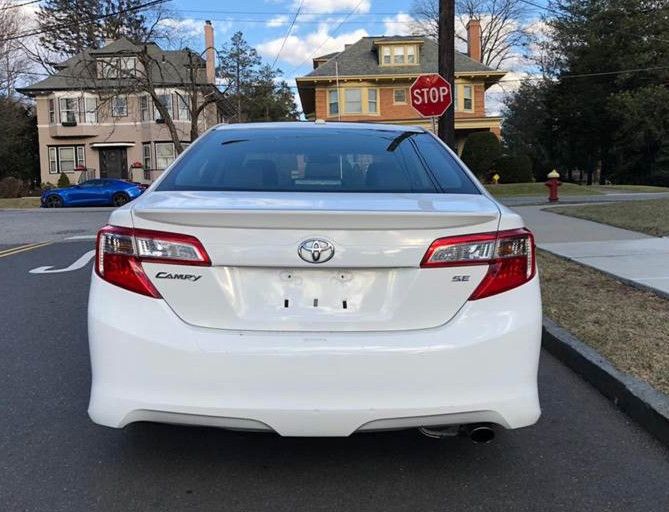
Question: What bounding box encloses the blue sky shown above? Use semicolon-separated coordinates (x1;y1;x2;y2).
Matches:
166;0;419;78
165;0;548;73
162;0;548;113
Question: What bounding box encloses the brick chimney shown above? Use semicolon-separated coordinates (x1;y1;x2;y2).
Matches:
204;20;215;84
466;19;482;62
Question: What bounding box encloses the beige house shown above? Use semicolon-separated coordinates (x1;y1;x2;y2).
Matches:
296;21;506;153
18;22;225;185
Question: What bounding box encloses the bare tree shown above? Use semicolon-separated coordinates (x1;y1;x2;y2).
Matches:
57;41;227;153
410;0;529;68
0;0;30;95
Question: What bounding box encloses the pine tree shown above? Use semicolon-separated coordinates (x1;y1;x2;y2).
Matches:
38;0;155;56
218;32;261;122
242;65;299;121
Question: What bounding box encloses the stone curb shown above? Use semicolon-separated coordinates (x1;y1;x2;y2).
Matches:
542;317;669;446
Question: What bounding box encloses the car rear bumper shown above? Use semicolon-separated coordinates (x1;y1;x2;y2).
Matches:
88;273;542;437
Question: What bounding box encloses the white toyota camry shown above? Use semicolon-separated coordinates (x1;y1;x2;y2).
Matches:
88;122;541;441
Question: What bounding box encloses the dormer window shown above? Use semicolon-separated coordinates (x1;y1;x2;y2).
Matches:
379;44;419;66
97;57;137;79
382;47;391;64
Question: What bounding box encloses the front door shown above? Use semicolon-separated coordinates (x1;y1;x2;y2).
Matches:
99;148;128;179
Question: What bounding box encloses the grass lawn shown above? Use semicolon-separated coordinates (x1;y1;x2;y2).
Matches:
539;250;669;395
592;184;669;193
0;197;41;209
548;198;669;237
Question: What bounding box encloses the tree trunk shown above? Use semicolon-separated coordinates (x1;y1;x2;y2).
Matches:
437;0;456;149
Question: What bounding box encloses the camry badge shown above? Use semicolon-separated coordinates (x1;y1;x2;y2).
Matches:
298;239;335;264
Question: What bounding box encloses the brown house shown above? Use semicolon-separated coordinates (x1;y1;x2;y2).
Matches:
296;21;505;153
17;22;225;186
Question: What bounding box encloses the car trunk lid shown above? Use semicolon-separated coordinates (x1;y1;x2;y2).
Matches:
131;191;500;331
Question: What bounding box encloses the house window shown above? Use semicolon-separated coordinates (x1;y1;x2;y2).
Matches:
177;95;190;121
393;46;405;64
97;57;137;78
112;96;128;117
155;142;175;170
142;143;152;170
154;94;173;120
76;147;85;168
48;147;57;173
48;145;85;173
58;97;79;124
48;99;55;123
380;45;419;66
393;88;407;104
84;97;97;123
328;89;339;115
344;88;362;113
406;46;416;64
367;88;377;113
140;96;151;121
382;46;391;64
463;85;473;111
120;57;137;77
453;84;458;111
58;147;76;172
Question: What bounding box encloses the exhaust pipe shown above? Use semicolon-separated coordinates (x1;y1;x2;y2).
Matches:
463;424;495;444
418;423;495;443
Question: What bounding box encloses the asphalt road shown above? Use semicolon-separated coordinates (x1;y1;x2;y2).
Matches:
1;210;668;512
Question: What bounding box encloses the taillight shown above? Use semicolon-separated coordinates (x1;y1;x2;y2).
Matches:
95;225;211;298
421;228;535;300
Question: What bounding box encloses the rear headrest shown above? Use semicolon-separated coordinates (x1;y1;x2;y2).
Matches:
244;159;278;186
366;161;411;191
223;159;278;189
305;154;340;179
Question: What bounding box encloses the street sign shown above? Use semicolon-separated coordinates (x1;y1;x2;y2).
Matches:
410;74;453;118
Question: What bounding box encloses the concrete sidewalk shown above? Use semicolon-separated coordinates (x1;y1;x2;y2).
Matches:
514;206;669;297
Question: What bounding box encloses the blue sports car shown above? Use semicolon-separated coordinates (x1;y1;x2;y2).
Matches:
41;179;144;208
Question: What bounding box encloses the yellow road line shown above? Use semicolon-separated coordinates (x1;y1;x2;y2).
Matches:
0;241;46;256
0;241;53;258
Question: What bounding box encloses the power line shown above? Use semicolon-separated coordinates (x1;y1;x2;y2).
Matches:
271;0;303;69
179;9;401;16
0;0;42;10
0;0;167;43
516;0;558;14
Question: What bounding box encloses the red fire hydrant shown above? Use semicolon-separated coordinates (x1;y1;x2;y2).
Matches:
545;170;561;202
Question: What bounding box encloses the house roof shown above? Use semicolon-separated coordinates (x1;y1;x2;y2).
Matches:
17;38;212;95
313;52;340;61
303;36;502;78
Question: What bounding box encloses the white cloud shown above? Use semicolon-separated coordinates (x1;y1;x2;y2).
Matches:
267;15;289;27
294;0;371;14
158;18;205;39
383;12;415;36
157;18;233;50
257;24;368;67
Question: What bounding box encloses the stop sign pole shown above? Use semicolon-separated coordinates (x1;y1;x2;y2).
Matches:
409;74;453;136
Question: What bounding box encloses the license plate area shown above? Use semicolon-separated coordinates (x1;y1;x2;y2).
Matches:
275;269;359;313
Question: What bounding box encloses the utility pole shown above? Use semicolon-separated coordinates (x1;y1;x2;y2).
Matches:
438;0;455;148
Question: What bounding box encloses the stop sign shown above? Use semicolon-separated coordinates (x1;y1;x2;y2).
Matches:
410;74;453;117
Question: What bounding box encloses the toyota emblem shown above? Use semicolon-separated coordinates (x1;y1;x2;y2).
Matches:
298;239;335;264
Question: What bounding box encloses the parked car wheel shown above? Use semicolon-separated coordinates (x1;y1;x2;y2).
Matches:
45;195;63;208
112;193;130;207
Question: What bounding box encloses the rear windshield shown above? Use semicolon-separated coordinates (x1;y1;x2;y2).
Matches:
156;127;480;194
